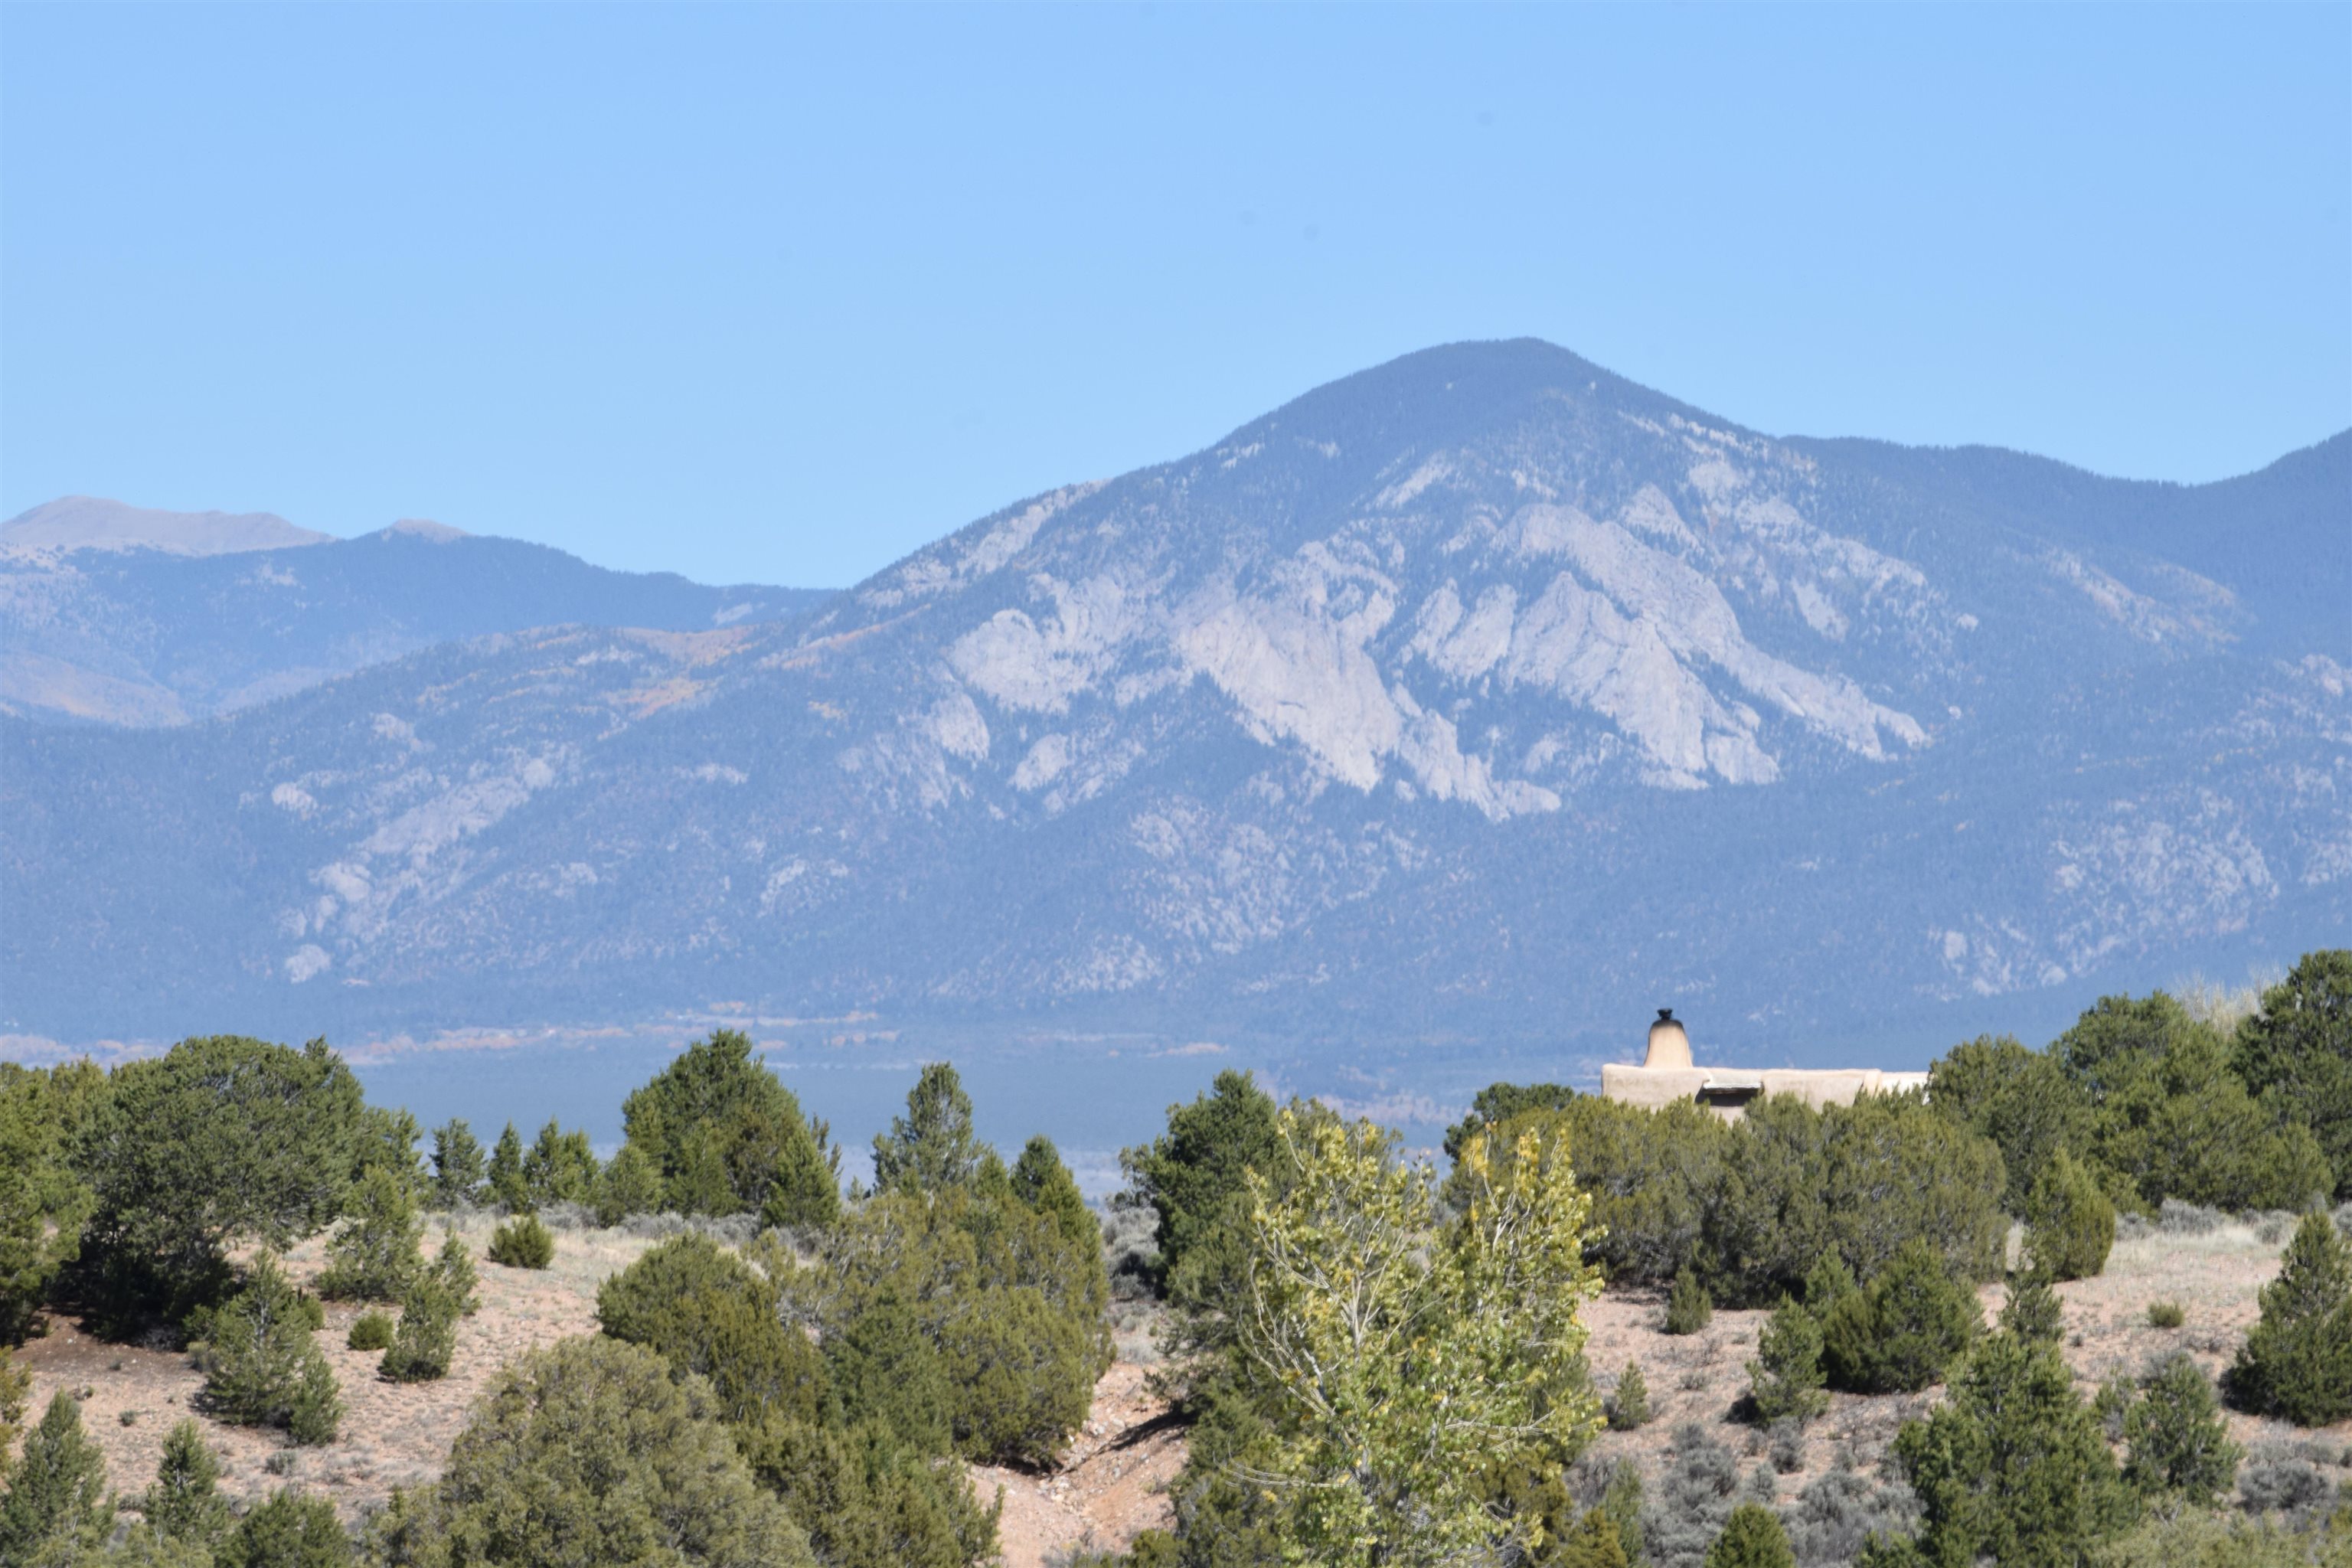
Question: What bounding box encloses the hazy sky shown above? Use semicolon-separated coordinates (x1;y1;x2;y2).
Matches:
5;5;2346;588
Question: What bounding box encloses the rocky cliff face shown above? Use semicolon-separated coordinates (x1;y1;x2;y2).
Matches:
5;341;2344;1063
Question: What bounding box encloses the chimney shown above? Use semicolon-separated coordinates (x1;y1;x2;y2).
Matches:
1644;1008;1692;1070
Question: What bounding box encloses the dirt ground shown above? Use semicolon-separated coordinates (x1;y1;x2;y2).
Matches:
1576;1217;2352;1507
9;1213;2336;1560
976;1361;1184;1568
10;1214;648;1520
7;1214;1181;1562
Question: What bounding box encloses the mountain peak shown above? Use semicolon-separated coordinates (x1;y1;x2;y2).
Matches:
381;518;469;543
1;496;331;557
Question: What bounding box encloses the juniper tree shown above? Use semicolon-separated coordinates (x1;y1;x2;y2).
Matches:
0;1390;112;1561
596;1232;827;1429
140;1418;230;1548
0;1342;28;1449
1926;1034;2093;1214
381;1272;459;1383
2122;1352;2239;1504
218;1489;351;1568
74;1036;364;1324
622;1031;836;1223
736;1417;1002;1568
2023;1148;2113;1282
196;1251;341;1442
1895;1331;2134;1565
361;1337;813;1566
1705;1504;1795;1568
1609;1361;1650;1431
1011;1135;1096;1253
433;1228;480;1317
522;1120;598;1208
1999;1274;2065;1345
1664;1266;1713;1334
596;1142;662;1226
872;1063;983;1196
2232;949;2352;1198
1821;1241;1979;1394
315;1165;423;1302
428;1119;485;1209
485;1122;529;1214
2228;1210;2352;1424
0;1060;103;1344
1747;1295;1828;1425
487;1214;554;1269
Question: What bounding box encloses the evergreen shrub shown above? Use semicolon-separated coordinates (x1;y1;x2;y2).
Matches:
1704;1504;1795;1568
1821;1241;1978;1394
2122;1352;2239;1504
487;1214;554;1269
195;1253;341;1443
2023;1149;2114;1282
1608;1361;1649;1431
1746;1295;1828;1424
345;1312;394;1351
2227;1210;2352;1425
1664;1266;1712;1335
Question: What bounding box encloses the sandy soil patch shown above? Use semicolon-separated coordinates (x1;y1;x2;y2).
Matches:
975;1360;1184;1568
11;1215;656;1523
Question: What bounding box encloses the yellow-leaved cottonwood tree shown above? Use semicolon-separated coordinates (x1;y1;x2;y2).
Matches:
1234;1108;1606;1567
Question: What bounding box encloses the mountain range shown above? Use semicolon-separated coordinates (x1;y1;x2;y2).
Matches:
2;498;828;725
4;341;2345;1083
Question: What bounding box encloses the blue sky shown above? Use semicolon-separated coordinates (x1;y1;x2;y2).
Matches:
4;5;2346;589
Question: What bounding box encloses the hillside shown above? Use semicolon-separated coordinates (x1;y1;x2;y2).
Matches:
9;1203;2341;1568
2;514;832;724
3;340;2345;1066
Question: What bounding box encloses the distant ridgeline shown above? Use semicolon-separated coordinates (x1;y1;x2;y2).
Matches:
0;496;832;726
2;341;2345;1052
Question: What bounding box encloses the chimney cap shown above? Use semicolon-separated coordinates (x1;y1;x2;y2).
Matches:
1657;1008;1675;1024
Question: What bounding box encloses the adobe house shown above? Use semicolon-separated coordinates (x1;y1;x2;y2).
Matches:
1599;1009;1929;1119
